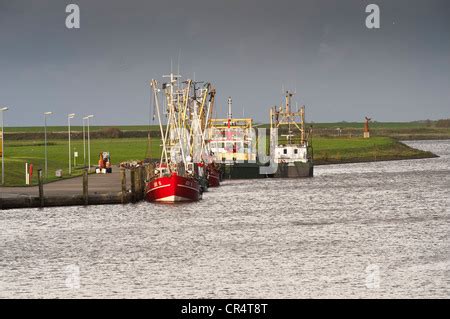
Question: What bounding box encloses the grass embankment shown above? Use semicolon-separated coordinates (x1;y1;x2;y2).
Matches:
259;121;450;140
5;121;450;140
4;125;160;133
312;137;436;165
0;138;160;187
312;122;450;140
0;135;437;186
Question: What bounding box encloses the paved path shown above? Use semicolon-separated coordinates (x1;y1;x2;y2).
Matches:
1;169;132;198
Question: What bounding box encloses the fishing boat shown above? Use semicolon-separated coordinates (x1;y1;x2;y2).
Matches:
146;72;221;202
206;163;221;187
145;73;201;202
269;90;313;178
188;81;218;190
209;97;260;179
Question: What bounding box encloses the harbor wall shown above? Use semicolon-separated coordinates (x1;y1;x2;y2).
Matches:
0;193;132;210
1;166;150;210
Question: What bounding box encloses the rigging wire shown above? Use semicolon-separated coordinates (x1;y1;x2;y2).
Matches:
145;84;157;160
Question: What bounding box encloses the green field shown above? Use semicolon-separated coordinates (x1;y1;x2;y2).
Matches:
4;121;450;142
310;122;450;140
0;135;436;186
4;125;160;133
4;121;447;132
257;121;433;129
0;138;160;186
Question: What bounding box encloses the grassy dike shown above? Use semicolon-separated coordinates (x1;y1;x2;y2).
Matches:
312;136;437;165
0;135;437;186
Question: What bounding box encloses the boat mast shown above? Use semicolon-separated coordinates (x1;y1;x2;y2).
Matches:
271;90;306;146
300;105;305;145
151;79;169;169
227;97;232;128
163;72;188;170
190;82;210;164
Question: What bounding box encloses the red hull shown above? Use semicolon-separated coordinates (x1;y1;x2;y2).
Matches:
207;171;220;187
206;164;220;187
145;173;200;202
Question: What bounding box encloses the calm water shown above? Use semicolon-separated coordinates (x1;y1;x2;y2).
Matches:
1;140;449;298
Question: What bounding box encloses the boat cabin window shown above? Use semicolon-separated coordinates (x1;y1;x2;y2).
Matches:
283;149;287;154
294;149;298;154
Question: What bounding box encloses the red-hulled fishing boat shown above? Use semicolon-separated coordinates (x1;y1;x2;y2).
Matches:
145;74;202;203
145;72;223;202
146;170;200;202
206;164;220;187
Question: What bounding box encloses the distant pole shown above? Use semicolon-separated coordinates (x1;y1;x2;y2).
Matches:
227;97;232;121
87;115;94;171
68;114;75;175
25;163;28;185
44;112;53;179
82;117;86;167
364;116;372;139
1;107;9;185
83;169;88;205
38;169;44;207
88;118;90;172
45;115;47;177
121;168;127;204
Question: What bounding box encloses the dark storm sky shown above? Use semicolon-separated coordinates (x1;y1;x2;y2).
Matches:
1;0;449;126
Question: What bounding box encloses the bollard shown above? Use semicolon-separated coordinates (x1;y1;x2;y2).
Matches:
146;163;155;181
142;166;148;201
139;166;145;200
134;167;139;202
121;168;127;204
38;169;44;207
142;166;147;199
83;169;88;206
130;168;136;203
134;168;140;202
136;167;143;201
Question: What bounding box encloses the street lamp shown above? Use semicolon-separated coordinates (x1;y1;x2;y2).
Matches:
68;113;75;175
1;107;8;185
82;117;86;167
44;111;53;178
83;115;94;171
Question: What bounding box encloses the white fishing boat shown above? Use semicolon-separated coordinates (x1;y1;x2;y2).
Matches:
269;90;313;178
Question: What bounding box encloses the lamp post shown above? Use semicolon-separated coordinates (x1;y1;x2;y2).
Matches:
44;112;53;179
1;107;8;185
68;113;75;175
84;115;94;171
82;117;86;167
